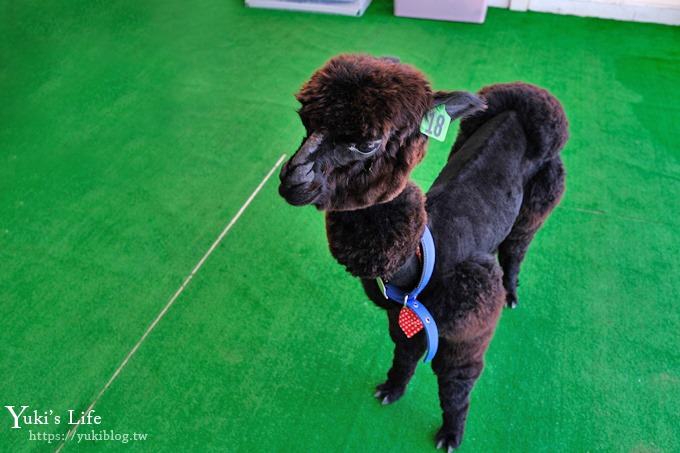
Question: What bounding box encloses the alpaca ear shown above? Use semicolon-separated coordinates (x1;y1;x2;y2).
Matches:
433;91;486;120
380;55;400;64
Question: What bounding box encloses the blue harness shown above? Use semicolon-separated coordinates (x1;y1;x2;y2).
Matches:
380;226;439;363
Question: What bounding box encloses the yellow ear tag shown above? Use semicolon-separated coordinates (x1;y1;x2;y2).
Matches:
420;104;451;142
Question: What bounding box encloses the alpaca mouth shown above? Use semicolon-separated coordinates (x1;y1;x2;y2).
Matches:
278;180;322;206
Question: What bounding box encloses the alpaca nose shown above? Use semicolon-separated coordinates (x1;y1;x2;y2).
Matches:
279;132;325;206
280;132;324;186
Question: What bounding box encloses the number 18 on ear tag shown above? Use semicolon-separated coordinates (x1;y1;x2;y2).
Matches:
420;104;451;142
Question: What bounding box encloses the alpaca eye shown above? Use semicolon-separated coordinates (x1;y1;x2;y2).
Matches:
349;139;382;156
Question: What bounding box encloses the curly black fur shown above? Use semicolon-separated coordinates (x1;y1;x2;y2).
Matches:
279;55;568;450
453;82;569;160
326;182;426;279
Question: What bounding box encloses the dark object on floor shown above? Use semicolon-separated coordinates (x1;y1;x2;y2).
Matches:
279;54;568;451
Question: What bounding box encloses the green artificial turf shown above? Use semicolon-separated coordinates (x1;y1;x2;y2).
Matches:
1;0;679;451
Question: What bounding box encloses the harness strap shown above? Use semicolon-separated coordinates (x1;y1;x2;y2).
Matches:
383;226;439;363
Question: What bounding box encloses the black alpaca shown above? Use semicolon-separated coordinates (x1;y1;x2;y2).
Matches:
279;54;568;450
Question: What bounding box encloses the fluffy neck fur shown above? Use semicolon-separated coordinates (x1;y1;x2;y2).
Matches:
325;181;427;282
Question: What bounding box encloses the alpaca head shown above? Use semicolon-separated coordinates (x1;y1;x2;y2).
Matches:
279;54;485;211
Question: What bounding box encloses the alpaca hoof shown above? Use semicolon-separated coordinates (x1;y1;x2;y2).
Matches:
506;292;518;309
435;427;462;452
374;382;406;405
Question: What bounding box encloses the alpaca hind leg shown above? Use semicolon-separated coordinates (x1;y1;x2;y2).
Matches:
499;158;565;308
375;308;427;405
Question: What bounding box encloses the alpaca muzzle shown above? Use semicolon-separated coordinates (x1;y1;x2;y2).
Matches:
279;132;325;206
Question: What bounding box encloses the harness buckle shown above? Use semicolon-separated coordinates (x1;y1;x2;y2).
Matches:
376;277;388;299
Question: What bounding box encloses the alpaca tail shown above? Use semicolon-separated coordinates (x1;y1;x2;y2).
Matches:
455;82;569;160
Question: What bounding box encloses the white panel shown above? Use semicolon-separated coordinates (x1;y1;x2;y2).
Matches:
246;0;372;16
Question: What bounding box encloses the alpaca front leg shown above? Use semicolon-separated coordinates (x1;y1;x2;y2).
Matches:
432;348;483;451
428;255;506;450
375;308;426;405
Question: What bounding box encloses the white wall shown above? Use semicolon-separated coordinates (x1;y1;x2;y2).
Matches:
491;0;680;25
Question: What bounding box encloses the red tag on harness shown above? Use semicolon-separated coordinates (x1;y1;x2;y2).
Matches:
398;306;424;338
